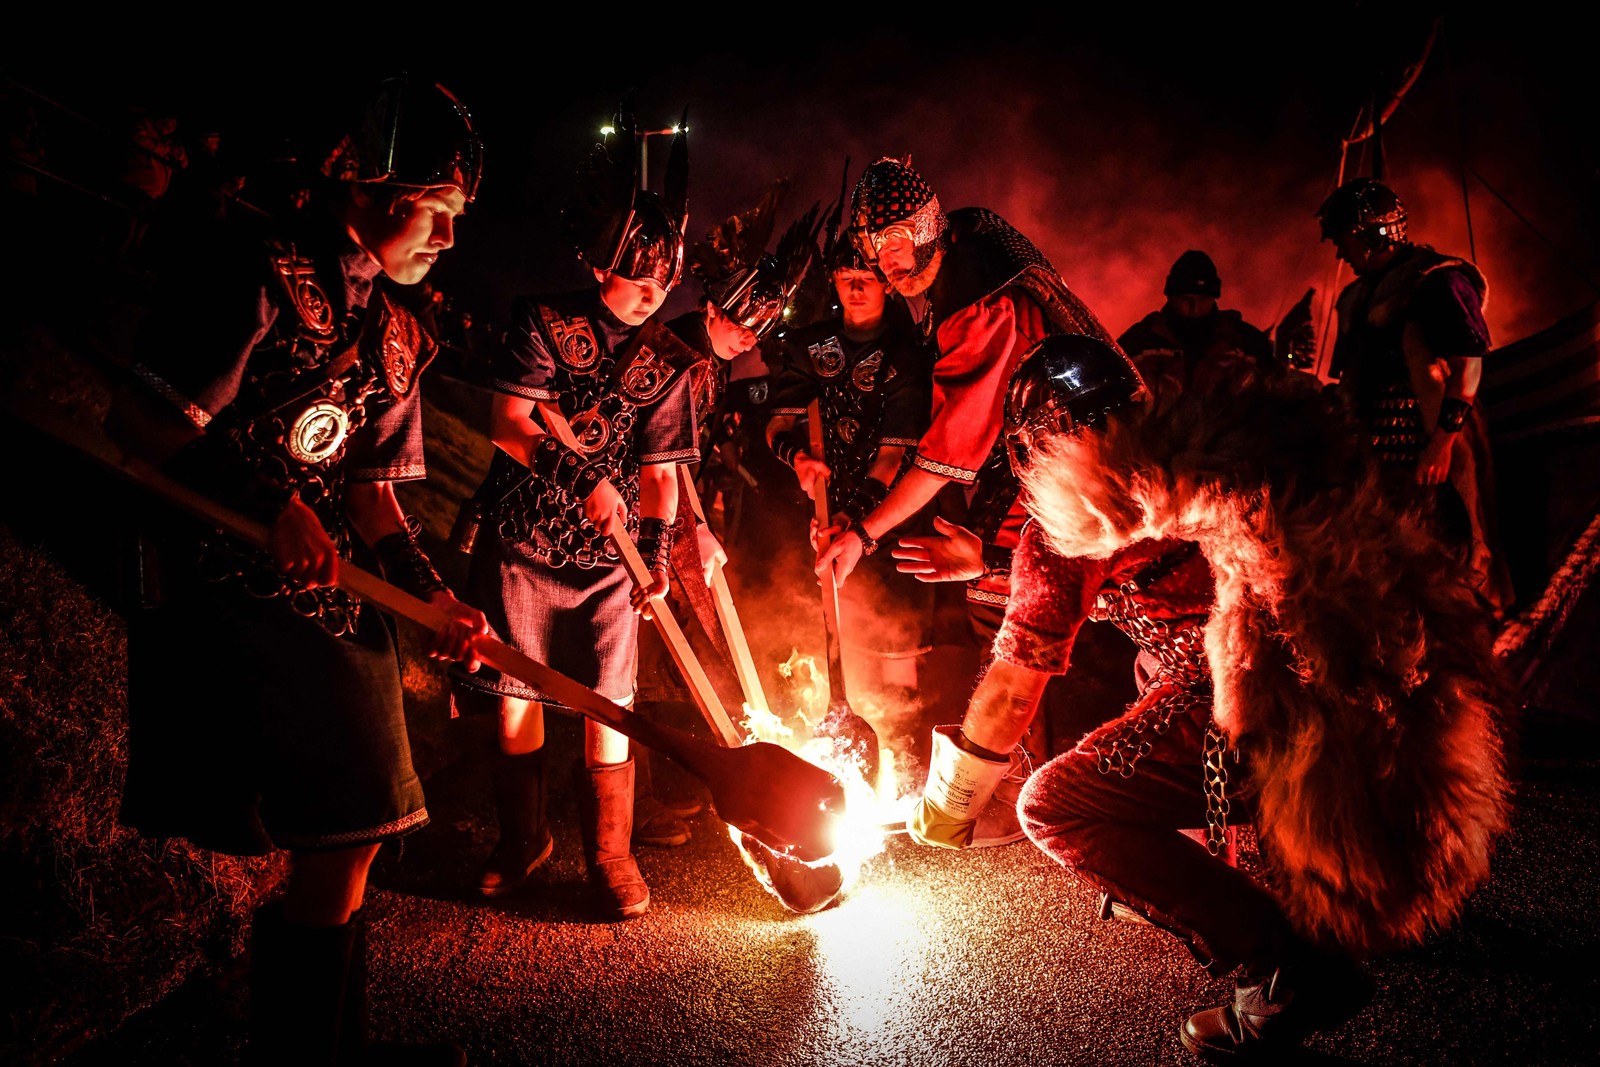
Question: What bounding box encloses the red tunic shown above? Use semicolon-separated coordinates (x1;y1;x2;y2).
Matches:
993;521;1214;676
917;287;1052;486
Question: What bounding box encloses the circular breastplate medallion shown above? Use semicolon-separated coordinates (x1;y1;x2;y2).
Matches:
287;401;350;463
570;408;613;455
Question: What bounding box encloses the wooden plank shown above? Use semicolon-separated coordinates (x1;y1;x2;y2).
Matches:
536;402;743;746
679;470;770;714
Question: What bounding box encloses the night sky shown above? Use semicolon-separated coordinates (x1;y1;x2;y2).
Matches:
10;13;1597;361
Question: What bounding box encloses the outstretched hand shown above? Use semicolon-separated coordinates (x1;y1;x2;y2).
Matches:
892;515;984;583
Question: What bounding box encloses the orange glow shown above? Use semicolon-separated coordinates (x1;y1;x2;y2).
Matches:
727;651;913;911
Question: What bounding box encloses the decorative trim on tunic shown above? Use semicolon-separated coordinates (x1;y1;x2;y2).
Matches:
915;454;978;483
133;363;211;428
489;379;559;401
641;447;701;464
348;463;426;482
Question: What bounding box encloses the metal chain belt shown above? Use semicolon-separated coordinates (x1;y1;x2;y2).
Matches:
496;402;638;569
1368;385;1425;465
1088;547;1233;854
1202;722;1237;857
198;540;361;637
1088;681;1206;777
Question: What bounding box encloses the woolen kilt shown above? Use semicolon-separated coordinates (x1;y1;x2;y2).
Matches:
120;578;427;856
452;526;639;707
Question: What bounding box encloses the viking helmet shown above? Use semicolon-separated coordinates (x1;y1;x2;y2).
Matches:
849;156;947;275
325;75;483;201
564;104;689;289
1317;178;1408;249
705;254;787;337
1003;334;1147;472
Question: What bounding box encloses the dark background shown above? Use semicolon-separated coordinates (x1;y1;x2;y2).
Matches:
8;11;1597;361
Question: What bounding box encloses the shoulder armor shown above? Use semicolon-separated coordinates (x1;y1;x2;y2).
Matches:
851;348;884;391
808;335;847;378
366;289;436;397
619;319;702;404
537;305;602;373
266;239;338;344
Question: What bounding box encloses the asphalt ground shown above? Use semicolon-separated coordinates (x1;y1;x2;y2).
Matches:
57;708;1600;1067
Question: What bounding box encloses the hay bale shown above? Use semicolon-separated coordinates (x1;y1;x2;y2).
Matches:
0;528;285;1066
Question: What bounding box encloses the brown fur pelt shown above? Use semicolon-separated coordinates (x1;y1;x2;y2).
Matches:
1020;374;1513;954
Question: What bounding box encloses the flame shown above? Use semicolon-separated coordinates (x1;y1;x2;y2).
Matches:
727;651;913;911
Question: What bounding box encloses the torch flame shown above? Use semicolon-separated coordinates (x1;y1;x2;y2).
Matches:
729;651;912;911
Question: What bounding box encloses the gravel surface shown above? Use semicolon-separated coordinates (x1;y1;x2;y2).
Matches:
59;714;1600;1067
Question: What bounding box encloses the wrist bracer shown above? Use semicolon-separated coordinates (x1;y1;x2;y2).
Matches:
373;527;448;600
636;516;675;573
770;428;808;470
1437;396;1471;433
531;434;604;501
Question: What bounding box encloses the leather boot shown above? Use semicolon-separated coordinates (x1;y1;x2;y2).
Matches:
577;758;651;920
249;902;467;1066
1180;941;1374;1061
478;748;553;899
249;898;353;1066
632;747;692;847
340;911;468;1067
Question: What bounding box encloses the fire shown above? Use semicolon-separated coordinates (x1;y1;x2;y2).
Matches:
727;651;914;913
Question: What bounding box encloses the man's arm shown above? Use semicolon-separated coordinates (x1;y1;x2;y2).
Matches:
815;464;952;581
632;461;680;613
347;480;489;669
959;657;1053;755
1412;269;1491;486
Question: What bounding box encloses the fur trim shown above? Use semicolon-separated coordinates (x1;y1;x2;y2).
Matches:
1021;375;1513;953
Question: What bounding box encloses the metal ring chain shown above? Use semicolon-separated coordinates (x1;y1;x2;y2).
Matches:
1202;722;1237;857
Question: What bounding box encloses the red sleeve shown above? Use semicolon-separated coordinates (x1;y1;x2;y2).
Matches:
991;521;1107;674
914;288;1051;484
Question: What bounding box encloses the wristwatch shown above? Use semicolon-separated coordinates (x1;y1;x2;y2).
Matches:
848;520;879;556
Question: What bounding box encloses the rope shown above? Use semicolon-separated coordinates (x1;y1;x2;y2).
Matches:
1494;510;1600;688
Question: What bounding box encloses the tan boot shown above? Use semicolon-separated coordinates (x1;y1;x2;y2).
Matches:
478;748;553;899
578;759;650;920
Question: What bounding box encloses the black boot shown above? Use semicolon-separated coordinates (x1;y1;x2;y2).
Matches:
478;748;553;899
632;747;691;847
1180;941;1375;1061
249;902;467;1066
578;758;650;920
249;899;354;1066
341;911;467;1066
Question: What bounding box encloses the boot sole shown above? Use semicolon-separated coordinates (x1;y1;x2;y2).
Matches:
477;836;555;899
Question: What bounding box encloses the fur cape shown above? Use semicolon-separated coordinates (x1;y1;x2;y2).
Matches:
1020;374;1512;954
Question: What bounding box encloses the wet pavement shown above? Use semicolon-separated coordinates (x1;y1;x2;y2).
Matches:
61;713;1600;1067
